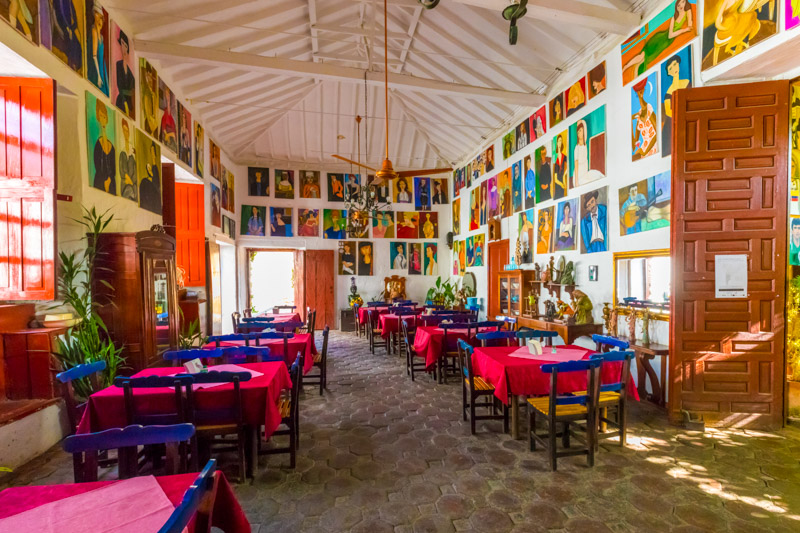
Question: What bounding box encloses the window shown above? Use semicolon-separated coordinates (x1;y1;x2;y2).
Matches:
614;250;670;313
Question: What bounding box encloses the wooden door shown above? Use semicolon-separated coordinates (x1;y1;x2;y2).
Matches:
487;239;509;319
295;250;335;329
175;182;206;287
671;80;789;429
0;78;56;301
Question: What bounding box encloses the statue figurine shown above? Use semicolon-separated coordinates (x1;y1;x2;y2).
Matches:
572;290;593;325
541;265;551;283
556;299;574;320
548;256;556;282
602;303;612;332
533;262;541;281
609;306;619;337
627;308;637;343
527;293;539;316
544;300;557;320
561;261;575;285
350;277;358;296
515;236;523;267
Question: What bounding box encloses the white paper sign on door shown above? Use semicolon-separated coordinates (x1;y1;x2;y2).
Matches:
714;254;747;298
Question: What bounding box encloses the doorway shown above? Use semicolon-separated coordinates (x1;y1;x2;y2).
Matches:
248;250;295;315
219;242;237;334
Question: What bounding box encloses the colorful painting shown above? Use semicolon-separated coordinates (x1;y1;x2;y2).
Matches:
270;207;293;237
158;78;177;153
534;146;551;203
358;242;374;276
518;209;535;264
485;146;495;173
511;161;523;213
452;197;461;235
565;77;587;117
408;243;423;275
347;210;369;239
473;234;485;267
469;188;480;231
110;22;134;118
621;0;697;84
139;59;158;138
373;211;395;238
419;212;438;239
587;62;606;99
248;167;269;197
530;106;547;140
536;206;555;254
423;243;438;276
432;178;448;204
210;183;221;228
177;102;192;168
555;198;578;252
466;163;472;189
660;45;693;156
222;215;235;240
618;171;671;236
457;239;466;275
3;0;38;42
323;209;347;239
85;92;116;196
343;173;361;201
391;242;408;270
136;130;161;215
579;186;609;254
220;165;229;211
393;177;412;203
792;81;800;213
368;175;390;203
117;115;137;203
479;181;488;225
549;93;565;128
487;176;499;219
452;240;460;275
397;212;419;239
453;170;460;199
225;169;235;212
241;205;265;236
569;105;607;187
194;122;204;178
274;169;294;199
792;217;800;266
631;72;659;161
789;0;800;30
297;209;319;237
523;155;535;210
338;241;356;275
701;0;776;70
414;177;432;211
209;139;221;181
502;131;515;159
551;130;570;199
51;0;84;74
85;1;108;96
39;0;50;48
328;173;345;202
498;168;512;218
516;120;529;152
466;236;475;267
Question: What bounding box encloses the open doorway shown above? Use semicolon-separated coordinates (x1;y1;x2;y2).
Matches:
248;250;295;315
219;242;237;334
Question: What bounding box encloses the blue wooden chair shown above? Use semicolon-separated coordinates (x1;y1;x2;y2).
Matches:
253;331;295;364
424;302;445;310
273;305;297;313
63;423;196;483
590;351;635;447
526;359;601;471
476;330;517;347
56;360;106;433
466;304;481;320
495;315;518;331
458;340;508;434
236;318;276;334
241;316;276;323
207;333;254;347
592;334;630;352
366;301;390;308
467;320;503;342
113;375;194;427
258;353;303;469
158;459;219;533
221;345;282;364
304;326;330;395
517;328;558;347
366;308;388;354
393;307;416;355
163;348;226;367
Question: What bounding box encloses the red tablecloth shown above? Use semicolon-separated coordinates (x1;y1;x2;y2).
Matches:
203;333;316;375
472;345;640;404
413;326;493;370
240;312;302;333
0;472;250;532
378;313;421;340
76;362;291;439
357;306;390;324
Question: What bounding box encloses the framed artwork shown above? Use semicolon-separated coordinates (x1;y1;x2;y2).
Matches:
390;242;407;270
480;181;488;225
225;169;235;212
579;186;609;254
209;139;221;181
789;0;800;30
452;197;461;235
485;146;495;173
347;210;369;238
516;120;529;152
39;0;51;49
631;72;659;161
117;115;137;203
344;173;361;201
299;170;321;198
297;208;319;237
569;105;607;187
793;218;800;266
498;168;512;218
139;58;158;138
701;0;774;71
534;146;552;203
3;0;38;43
408;243;422;275
551;130;569;199
86;91;116;196
85;2;109;96
222;215;235;239
549;93;564;128
368;175;391;203
432;178;448;204
423;243;438;276
177;102;192;168
452;169;460;199
536;206;554;254
621;0;697;84
530;106;547;140
618;171;671;236
589;265;599;281
372;211;395;239
793;81;800;211
52;0;85;74
473;234;485;267
469;188;480;231
487;176;499;219
220;165;229;211
241;205;266;236
328;173;345;202
210;183;221;227
110;22;135;119
338;241;356;275
158;78;178;153
660;45;693;156
518;209;535;264
323;209;347;239
511;161;523;214
248;167;269;197
565;77;586;117
587;62;606;99
458;239;466;275
135;129;161;215
452;241;460;275
554;198;578;252
472;154;482;183
397;212;419;239
502;131;515;159
523;155;535;210
357;242;374;276
419;212;438;239
414;177;432;211
194;122;204;178
466;163;472;189
275;170;294;199
270;207;293;237
466;236;474;267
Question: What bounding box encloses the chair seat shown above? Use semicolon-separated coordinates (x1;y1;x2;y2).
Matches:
572;390;621;405
312;352;322;363
527;396;588;417
466;376;495;391
278;397;292;418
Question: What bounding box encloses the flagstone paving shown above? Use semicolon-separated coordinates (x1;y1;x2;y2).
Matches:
4;331;800;532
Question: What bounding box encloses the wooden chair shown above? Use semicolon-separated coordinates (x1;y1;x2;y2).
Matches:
593;334;630;352
236;318;276;334
527;359;601;471
424;303;445;310
158;459;219;533
590;351;634;447
366;308;388;354
393;307;416;356
273;305;297;314
242;309;252;318
56;360;106;434
440;321;473;383
207;333;254;347
253;331;294;362
231;312;240;333
466;304;481;320
63;423;195;483
353;303;364;337
458;340;508;435
241;316;276;323
219;345;284;364
467;320;503;341
259;353;303;468
304;325;330;395
163;348;226;367
299;308;317;337
494;315;518;331
402;317;427;381
274;320;305;333
476;330;517;347
517;329;558;347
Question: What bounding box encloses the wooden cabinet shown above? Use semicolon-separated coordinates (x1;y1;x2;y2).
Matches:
496;270;533;318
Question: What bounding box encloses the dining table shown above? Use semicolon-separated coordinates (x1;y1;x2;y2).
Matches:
0;472;250;532
471;345;640;438
413;325;494;370
203;332;316;375
238;312;303;333
378;312;422;354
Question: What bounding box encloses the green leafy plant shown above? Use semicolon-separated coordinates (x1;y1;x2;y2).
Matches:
426;277;456;308
179;318;208;349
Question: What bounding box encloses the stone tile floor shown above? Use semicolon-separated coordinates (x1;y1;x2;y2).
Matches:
4;331;800;532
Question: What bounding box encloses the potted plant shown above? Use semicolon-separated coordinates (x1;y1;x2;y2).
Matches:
426;277;456;308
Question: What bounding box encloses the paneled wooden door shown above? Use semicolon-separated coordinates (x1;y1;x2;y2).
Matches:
487;239;509;320
671;80;789;429
295;250;335;330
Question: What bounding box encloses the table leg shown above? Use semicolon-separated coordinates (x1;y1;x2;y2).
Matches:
511;396;519;439
659;354;668;407
635;351;648;401
639;354;662;405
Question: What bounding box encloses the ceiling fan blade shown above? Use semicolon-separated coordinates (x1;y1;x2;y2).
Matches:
331;155;378;172
396;167;454;178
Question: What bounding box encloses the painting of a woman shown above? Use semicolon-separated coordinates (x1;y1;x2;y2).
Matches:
86;4;108;96
706;0;776;69
552;134;568;200
631;74;659;161
88;96;116;195
244;205;264;236
111;24;135;118
139;59;158;137
623;0;695;80
52;0;84;74
136;132;162;215
565;78;586;117
424;244;438;276
573;121;589;186
394;177;411;203
537;208;554;254
298;209;319;237
660;47;692;155
556;199;577;251
117;117;137;202
159;82;177;152
7;0;37;42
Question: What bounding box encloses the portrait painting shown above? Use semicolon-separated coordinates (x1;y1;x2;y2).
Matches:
222;216;235;240
466;163;472;189
209;138;221;181
452;197;461;235
372;211;395;239
469;188;480;231
323;209;347;239
220;165;228;210
86;91;116;196
549;93;565;128
2;0;38;43
368;175;391;203
274;169;295;199
473;234;485;267
85;1;109;96
135;129;161;215
621;0;697;84
210;183;221;228
110;22;135;119
177;102;192;168
248;167;269;197
347;210;369;239
569;105;607;187
328;173;345;202
792;217;800;265
498;168;512;218
225;169;235;212
393;177;413;203
701;0;775;70
452;170;460;199
511;160;523;214
344;173;361;201
474;153;484;181
588;62;606;99
502;131;516;160
660;45;693;156
51;0;84;74
423;243;438;276
397;212;419;239
240;205;265;237
618;171;671;236
194;121;204;178
579;186;609;254
518;209;535;264
793;81;800;206
789;0;800;30
452;241;460;275
139;58;158;138
555;198;578;252
270;207;293;237
338;241;356;275
39;0;51;48
419;212;439;239
529;106;547;140
116;115;137;203
487;176;499;219
297;208;320;237
523;155;535;210
158;78;178;153
516;119;529;151
485;146;495;173
432;178;448;204
358;242;374;276
565;77;587;117
414;177;432;211
631;72;659;161
534;146;552;203
390;242;407;271
458;239;466;275
480;181;488;225
408;243;423;275
466;236;475;268
551;130;570;200
536;206;555;254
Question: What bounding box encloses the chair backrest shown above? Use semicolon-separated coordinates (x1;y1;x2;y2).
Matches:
590;351;634;394
592;334;630;352
476;330;517;347
158;459;218;533
309;309;317;336
220;345;281;364
240;316;275;323
56;360;107;434
516;328;558;347
425;303;445;310
366;301;390;308
273;305;297;313
114;375;194;427
183;372;251;427
353;303;361;325
242;309;252;318
163;348;226;365
540;360;602;418
207;333;252;347
276;320;305;331
393;299;413;305
440;320;474;353
431;309;457;315
231;312;240;333
494;315;518;331
288;351;304;419
319;325;330;366
457;339;476;384
393;306;415;316
400;316;415;348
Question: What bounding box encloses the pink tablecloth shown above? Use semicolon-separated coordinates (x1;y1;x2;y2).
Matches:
357;306;390;324
472;345;640;404
0;472;249;532
76;362;291;440
413;326;493;370
203;332;316;375
378;313;421;340
240;312;303;333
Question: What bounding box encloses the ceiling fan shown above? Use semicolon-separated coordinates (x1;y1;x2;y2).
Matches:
332;0;453;181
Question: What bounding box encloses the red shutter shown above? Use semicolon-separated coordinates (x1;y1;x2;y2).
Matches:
0;78;56;301
175;182;206;287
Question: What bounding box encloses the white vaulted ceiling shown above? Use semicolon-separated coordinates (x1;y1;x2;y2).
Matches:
105;0;653;169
